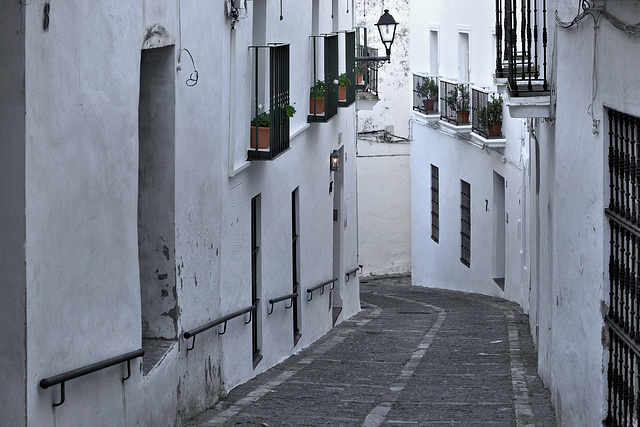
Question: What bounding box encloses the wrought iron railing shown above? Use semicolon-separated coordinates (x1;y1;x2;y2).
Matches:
413;74;439;115
605;109;640;426
355;44;379;95
183;304;257;351
440;79;471;126
495;0;549;96
471;87;504;139
306;277;337;301
39;349;144;407
248;43;291;160
309;34;339;123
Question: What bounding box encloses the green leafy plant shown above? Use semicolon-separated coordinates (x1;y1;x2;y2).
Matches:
310;79;325;99
487;94;503;126
338;73;351;87
416;78;438;100
446;85;470;112
251;103;296;127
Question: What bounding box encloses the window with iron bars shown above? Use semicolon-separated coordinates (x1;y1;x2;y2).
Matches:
431;165;440;243
460;180;471;267
605;108;640;426
248;44;291;161
308;34;339;123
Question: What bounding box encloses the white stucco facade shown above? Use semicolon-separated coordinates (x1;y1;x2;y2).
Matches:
410;0;640;425
0;1;361;426
355;0;412;277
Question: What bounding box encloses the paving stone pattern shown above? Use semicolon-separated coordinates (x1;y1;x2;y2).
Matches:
185;276;557;426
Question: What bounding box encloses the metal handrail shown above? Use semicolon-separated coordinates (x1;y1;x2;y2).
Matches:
39;349;144;407
306;277;337;301
184;303;257;351
345;264;363;282
267;292;298;315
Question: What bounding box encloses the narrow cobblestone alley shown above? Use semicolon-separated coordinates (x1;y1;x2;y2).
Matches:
185;276;556;426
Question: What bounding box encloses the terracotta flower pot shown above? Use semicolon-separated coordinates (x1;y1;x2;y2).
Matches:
457;110;470;124
356;74;363;84
488;122;502;137
422;99;434;112
310;97;325;115
339;86;346;100
250;126;270;149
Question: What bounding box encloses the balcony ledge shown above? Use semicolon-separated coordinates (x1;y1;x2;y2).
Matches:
505;92;551;118
470;132;506;148
412;110;440;122
439;119;472;134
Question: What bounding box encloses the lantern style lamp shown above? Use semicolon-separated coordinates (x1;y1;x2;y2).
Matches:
330;150;340;172
375;9;398;58
355;9;399;64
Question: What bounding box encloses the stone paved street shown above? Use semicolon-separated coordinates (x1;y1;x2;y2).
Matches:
185;276;557;426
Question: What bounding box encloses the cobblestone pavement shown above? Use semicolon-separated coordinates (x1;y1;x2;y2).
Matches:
185;276;557;426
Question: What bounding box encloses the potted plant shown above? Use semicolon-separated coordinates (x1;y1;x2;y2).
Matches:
487;94;503;137
250;103;296;149
338;73;350;101
310;79;325;114
446;85;470;124
416;78;438;112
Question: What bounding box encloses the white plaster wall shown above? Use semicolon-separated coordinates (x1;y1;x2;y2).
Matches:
17;0;359;426
356;0;411;138
533;2;640;424
0;2;27;425
357;140;411;276
410;120;526;300
410;0;497;88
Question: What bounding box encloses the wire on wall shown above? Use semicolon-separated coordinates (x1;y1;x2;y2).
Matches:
281;0;284;20
181;48;199;87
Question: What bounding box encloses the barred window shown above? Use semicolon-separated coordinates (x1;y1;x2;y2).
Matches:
431;165;439;243
605;109;640;426
460;180;471;267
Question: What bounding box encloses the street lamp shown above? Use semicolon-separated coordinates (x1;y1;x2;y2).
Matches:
355;9;398;64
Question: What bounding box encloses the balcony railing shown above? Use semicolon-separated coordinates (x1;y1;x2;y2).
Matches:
495;0;549;96
413;74;439;115
248;43;291;160
309;34;339;123
471;87;504;139
440;79;471;126
355;43;379;95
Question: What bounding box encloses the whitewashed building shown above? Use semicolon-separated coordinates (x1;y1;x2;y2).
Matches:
411;0;640;425
0;1;361;425
355;0;412;277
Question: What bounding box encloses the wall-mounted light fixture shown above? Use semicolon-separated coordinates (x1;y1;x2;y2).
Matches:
330;150;340;172
355;9;398;65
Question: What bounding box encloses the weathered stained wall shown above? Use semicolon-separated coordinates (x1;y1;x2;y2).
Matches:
356;0;411;138
0;1;26;425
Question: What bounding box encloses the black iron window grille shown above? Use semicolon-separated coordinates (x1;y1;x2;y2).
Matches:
431;165;440;243
495;0;549;96
339;31;356;108
248;43;291;161
413;74;439;115
605;109;640;426
472;87;504;139
440;79;471;126
460;180;471;267
308;34;339;123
